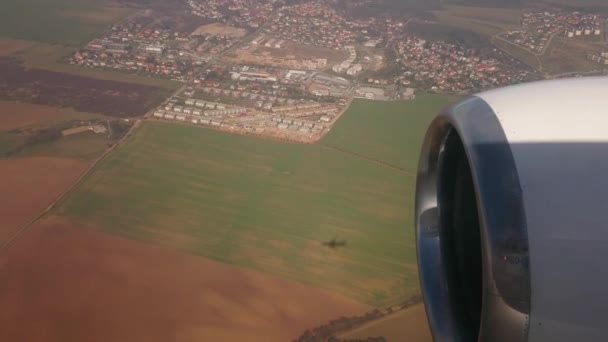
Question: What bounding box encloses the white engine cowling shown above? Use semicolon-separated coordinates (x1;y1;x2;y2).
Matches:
415;77;608;342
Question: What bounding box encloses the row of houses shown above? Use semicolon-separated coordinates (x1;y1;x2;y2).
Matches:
154;107;245;118
270;106;338;118
276;121;325;133
154;110;224;126
271;102;320;113
199;86;292;103
183;98;226;110
270;116;327;128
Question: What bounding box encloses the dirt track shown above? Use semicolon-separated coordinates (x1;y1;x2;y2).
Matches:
0;216;370;342
0;157;87;245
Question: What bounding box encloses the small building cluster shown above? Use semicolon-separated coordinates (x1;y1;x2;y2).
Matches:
263;1;405;51
308;73;352;97
588;51;608;65
187;0;274;28
396;36;538;92
332;46;361;76
500;11;603;54
69;16;241;81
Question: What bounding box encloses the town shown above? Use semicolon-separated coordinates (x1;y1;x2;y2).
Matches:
67;1;606;142
499;10;605;55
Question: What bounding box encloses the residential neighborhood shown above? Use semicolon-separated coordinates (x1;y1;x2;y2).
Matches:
65;1;606;141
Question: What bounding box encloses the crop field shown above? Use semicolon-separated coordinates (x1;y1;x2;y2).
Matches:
339;304;431;342
0;216;369;342
491;36;542;71
539;38;605;75
0;38;35;56
433;5;522;37
0;0;131;46
540;0;608;9
11;43;181;90
0;59;172;117
55;122;415;307
0;100;109;243
192;23;248;38
321;95;460;171
0;101;102;131
54;95;457;308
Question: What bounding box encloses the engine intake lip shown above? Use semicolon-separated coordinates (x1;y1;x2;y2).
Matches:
415;96;531;342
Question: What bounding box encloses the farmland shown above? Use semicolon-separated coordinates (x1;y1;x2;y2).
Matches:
55;96;457;308
0;216;369;342
0;100;111;244
539;38;606;75
0;58;172;117
0;38;34;56
321;95;460;170
55;121;416;306
0;157;88;245
433;5;523;37
0;101;102;131
0;0;131;46
11;43;181;90
491;36;542;71
339;304;431;342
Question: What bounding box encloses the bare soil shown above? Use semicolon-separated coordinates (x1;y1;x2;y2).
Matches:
339;304;432;342
192;23;248;37
0;101;69;130
0;58;169;117
0;216;371;342
0;38;34;56
0;157;87;245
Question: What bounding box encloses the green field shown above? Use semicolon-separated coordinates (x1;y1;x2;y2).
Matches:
491;36;542;71
1;126;109;160
13;132;109;161
321;95;459;170
55;96;458;307
433;5;522;37
10;43;181;90
539;37;605;75
340;305;431;342
0;0;130;46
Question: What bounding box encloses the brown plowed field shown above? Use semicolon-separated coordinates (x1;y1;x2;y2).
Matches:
0;101;69;130
339;304;432;342
0;216;370;342
0;38;34;56
0;58;169;117
0;157;87;244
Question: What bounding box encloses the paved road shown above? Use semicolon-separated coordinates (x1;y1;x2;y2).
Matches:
146;83;188;119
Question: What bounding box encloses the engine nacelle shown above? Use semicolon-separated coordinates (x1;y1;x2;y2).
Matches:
415;77;608;342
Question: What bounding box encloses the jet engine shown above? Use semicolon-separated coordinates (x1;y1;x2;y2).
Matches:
415;77;608;342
